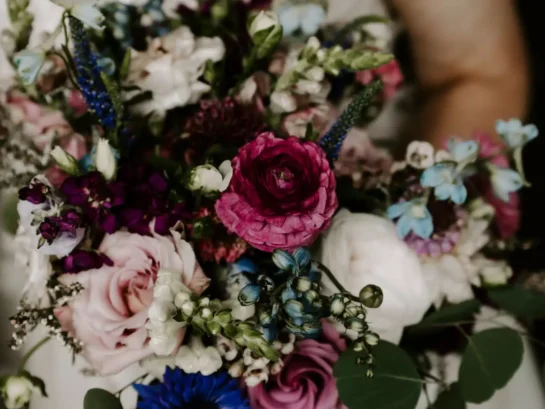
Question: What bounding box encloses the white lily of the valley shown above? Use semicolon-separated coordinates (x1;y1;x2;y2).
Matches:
95;138;117;181
50;0;105;30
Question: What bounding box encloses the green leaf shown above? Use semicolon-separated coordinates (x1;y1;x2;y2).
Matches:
433;383;466;409
459;328;523;403
120;49;131;80
2;192;19;235
422;300;480;325
488;285;545;320
83;389;122;409
334;341;421;409
20;371;47;397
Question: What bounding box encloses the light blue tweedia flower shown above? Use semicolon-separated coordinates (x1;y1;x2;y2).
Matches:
486;163;523;202
387;199;433;239
276;2;326;36
496;119;539;148
421;140;479;204
134;368;251;409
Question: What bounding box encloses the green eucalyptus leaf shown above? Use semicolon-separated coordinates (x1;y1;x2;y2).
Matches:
433;383;466;409
422;300;480;325
334;341;421;409
488;285;545;320
459;328;523;403
83;389;123;409
2;192;19;235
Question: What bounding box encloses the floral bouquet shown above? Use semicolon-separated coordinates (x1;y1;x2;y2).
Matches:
1;1;544;409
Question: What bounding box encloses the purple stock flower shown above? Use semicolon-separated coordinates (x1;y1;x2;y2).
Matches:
19;182;50;204
116;164;188;235
59;250;113;274
38;209;84;244
61;172;125;234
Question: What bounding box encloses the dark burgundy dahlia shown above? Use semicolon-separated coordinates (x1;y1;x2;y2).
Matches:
183;98;266;162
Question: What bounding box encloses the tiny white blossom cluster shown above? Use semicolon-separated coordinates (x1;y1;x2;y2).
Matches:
147;268;190;356
217;334;296;387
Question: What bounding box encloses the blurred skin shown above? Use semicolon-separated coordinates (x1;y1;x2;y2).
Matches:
389;0;529;149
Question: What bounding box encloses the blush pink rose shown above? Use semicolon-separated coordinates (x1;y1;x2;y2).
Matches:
6;91;88;186
248;322;347;409
474;132;520;238
357;59;403;100
215;132;338;252
56;231;210;375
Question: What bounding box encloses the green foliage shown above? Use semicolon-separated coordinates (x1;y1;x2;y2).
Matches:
20;371;47;397
7;0;34;51
432;383;466;409
83;389;123;409
458;328;523;403
488;285;545;320
334;341;421;409
2;192;19;235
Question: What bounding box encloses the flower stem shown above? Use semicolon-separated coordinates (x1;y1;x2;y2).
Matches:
315;262;360;303
17;337;51;374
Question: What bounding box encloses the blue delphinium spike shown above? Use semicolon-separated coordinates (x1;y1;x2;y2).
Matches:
69;16;120;133
319;80;383;161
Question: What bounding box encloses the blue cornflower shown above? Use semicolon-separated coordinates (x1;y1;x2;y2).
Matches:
486;163;523;202
421;140;479;204
387;199;434;239
496;119;539;148
134;368;250;409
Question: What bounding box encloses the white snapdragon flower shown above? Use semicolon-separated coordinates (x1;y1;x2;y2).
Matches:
126;26;225;117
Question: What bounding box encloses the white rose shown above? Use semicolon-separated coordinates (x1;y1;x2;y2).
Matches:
319;209;432;344
1;376;34;409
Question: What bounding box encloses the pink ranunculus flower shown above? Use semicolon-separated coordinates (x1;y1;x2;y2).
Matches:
56;231;210;376
248;322;347;409
357;59;403;100
215;132;338;252
474;132;520;238
282;104;337;139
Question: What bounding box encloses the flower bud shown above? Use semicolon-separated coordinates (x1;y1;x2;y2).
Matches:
181;301;196;317
345;317;367;335
329;295;346;316
188;165;225;195
174;291;192;309
199;297;211;307
95;139;117;181
200;307;213;320
228;360;245;378
364;331;380;346
1;376;34;409
359;285;383;309
272;249;295;270
50;146;80;176
248;11;282;58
